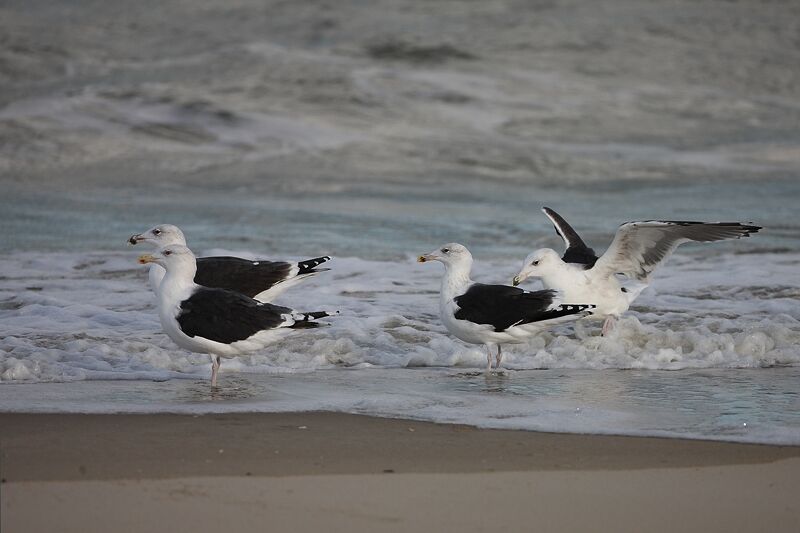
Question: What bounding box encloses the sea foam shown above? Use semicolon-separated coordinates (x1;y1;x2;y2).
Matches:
1;250;798;383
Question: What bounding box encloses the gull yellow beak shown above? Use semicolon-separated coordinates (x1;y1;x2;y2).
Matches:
417;255;427;263
138;254;157;265
512;276;521;286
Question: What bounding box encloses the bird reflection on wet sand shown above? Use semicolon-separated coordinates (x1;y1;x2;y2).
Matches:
482;372;512;394
176;376;267;402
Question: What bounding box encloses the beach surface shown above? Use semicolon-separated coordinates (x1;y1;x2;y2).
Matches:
2;0;799;530
2;412;799;532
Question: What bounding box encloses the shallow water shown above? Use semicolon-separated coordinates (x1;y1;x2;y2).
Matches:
2;368;799;445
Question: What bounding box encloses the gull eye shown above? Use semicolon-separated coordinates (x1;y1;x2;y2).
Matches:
152;228;162;236
441;248;450;254
163;250;172;256
532;260;539;266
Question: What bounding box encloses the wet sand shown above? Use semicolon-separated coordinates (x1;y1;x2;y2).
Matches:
2;412;799;532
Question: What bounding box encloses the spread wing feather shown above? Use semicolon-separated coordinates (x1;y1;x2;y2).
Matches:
541;207;599;268
593;221;761;281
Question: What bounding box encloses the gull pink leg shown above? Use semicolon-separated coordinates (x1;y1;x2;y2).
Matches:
602;316;617;336
210;356;221;387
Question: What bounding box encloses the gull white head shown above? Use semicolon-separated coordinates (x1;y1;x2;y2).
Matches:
418;243;473;271
513;248;562;286
138;245;197;280
128;224;187;247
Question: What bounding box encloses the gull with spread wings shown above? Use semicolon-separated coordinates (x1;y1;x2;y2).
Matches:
513;207;761;335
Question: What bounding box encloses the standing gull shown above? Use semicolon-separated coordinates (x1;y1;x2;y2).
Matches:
513;208;762;335
129;224;330;302
418;243;594;370
138;245;335;386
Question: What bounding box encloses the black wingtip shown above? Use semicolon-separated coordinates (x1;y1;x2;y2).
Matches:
710;222;762;240
305;310;340;320
290;310;339;329
559;303;596;314
297;256;333;274
741;223;762;236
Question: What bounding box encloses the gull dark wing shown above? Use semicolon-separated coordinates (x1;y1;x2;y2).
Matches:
194;257;293;297
194;256;332;297
177;288;307;344
454;284;593;332
594;221;762;281
541;207;598;268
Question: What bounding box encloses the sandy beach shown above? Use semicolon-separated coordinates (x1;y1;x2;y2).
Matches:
2;412;799;532
2;0;799;531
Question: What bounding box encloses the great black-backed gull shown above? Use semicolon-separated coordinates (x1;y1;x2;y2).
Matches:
513;207;762;335
129;224;330;302
138;245;335;386
418;243;594;370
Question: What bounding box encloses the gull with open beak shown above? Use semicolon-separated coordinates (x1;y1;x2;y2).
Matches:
419;243;593;370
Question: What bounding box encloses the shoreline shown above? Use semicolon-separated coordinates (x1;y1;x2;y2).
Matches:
3;412;799;533
2;412;798;482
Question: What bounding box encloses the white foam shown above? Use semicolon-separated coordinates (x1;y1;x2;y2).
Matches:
1;251;799;383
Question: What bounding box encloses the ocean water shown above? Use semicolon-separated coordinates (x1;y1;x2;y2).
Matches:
1;244;799;443
1;0;799;444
